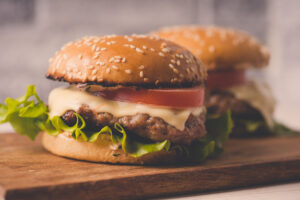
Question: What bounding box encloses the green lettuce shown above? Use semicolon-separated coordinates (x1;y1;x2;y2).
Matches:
175;110;233;162
237;119;298;136
0;85;233;162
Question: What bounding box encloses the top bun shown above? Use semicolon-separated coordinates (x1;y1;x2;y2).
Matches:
47;34;206;88
152;26;270;71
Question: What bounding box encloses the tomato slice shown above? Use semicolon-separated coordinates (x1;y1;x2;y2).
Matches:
207;69;247;90
91;86;205;108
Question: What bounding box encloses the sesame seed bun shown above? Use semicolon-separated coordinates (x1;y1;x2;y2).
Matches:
151;26;270;71
47;34;206;88
42;132;179;165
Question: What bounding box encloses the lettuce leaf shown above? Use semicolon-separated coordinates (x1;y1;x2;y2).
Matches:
0;85;170;157
0;85;48;139
178;110;233;162
237;119;298;136
0;85;232;162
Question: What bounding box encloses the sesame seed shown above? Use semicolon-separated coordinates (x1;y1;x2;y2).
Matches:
92;45;96;51
106;42;111;45
95;47;100;51
150;48;155;52
88;65;94;69
144;78;149;82
142;45;147;50
139;71;144;78
109;57;114;62
93;55;99;59
171;59;176;64
78;54;83;59
100;62;105;66
101;48;107;51
161;42;167;48
85;42;92;46
173;68;179;74
176;60;180;66
138;65;145;69
112;65;119;70
91;76;97;81
162;48;170;53
130;45;135;49
208;45;215;53
127;38;133;42
155;80;159;85
106;68;111;73
125;69;132;74
136;48;144;53
169;64;175;69
92;69;97;75
158;52;165;57
122;58;126;63
123;44;129;47
111;41;116;44
114;59;120;63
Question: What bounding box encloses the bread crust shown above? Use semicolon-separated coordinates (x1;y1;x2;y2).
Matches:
152;26;270;71
47;35;206;88
42;132;179;165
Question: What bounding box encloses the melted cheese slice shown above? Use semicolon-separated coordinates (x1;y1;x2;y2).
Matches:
48;87;205;131
226;80;276;128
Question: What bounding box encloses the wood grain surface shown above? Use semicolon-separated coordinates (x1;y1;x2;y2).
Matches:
1;133;300;200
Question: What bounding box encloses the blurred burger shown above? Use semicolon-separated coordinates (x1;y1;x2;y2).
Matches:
0;34;232;164
153;26;276;137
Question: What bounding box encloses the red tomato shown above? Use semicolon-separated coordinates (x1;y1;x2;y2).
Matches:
92;86;205;108
207;69;247;90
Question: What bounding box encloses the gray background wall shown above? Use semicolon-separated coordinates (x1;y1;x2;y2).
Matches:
0;0;299;128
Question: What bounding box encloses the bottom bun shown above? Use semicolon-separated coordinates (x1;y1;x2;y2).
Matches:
42;132;179;165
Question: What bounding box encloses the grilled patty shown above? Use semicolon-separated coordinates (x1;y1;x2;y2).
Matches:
61;104;206;145
206;90;265;137
206;91;262;118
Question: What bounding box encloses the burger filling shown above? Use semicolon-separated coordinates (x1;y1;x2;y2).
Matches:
0;85;233;162
49;86;206;145
206;70;276;136
61;105;206;145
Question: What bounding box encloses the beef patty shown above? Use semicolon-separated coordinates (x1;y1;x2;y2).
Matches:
206;91;263;119
61;105;206;145
206;90;265;137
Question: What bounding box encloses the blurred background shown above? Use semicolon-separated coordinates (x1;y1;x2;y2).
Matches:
0;0;299;130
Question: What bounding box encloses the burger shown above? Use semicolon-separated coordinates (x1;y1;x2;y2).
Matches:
0;34;232;164
152;26;276;137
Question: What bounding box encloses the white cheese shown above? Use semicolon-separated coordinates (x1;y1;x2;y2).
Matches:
48;87;205;131
226;80;276;128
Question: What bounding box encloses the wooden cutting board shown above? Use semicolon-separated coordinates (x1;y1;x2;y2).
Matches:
1;133;300;200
